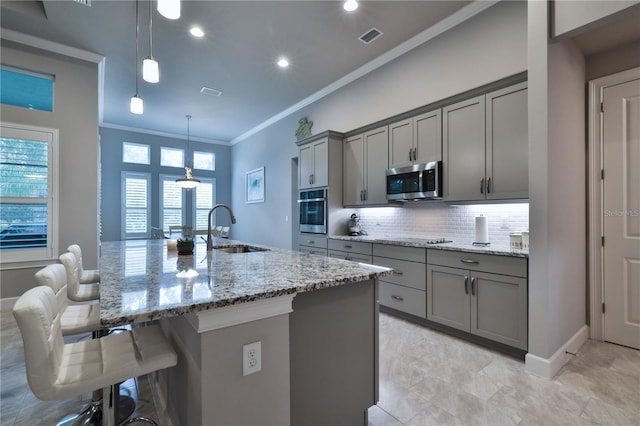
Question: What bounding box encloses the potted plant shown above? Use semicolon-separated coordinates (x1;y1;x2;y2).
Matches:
176;237;194;255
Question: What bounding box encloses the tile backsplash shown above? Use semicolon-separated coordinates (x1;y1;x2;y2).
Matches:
352;202;529;246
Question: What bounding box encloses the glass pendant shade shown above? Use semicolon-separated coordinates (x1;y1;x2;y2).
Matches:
344;0;358;11
143;57;159;83
176;166;200;189
158;0;180;19
130;94;144;114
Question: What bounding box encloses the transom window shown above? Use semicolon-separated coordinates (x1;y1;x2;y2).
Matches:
0;65;54;112
161;147;184;168
123;142;150;165
194;151;215;171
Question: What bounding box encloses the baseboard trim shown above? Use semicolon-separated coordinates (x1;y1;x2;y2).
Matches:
525;325;589;378
1;297;18;311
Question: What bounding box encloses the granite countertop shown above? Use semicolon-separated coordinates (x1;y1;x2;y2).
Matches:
99;238;392;327
329;235;529;258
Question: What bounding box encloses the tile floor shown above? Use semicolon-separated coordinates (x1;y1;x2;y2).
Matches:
370;314;640;426
2;306;639;426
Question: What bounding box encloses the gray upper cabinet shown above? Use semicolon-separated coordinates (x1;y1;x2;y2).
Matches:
389;109;442;169
485;82;528;200
443;96;486;202
298;138;328;189
343;126;388;206
443;82;528;202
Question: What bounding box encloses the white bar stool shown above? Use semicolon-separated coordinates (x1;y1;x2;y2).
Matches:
13;286;177;426
59;252;99;302
67;244;100;284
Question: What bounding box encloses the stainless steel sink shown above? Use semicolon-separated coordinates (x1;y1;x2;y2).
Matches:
214;245;270;253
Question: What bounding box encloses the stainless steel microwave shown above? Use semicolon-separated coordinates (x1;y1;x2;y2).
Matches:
386;161;443;201
298;188;327;234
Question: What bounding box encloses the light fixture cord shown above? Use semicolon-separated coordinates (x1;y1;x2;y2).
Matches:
135;0;139;95
148;0;153;58
186;115;192;167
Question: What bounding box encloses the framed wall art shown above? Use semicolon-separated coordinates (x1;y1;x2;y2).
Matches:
246;166;265;203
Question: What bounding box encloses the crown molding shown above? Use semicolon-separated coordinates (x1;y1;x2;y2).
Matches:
229;0;499;145
0;28;104;63
100;122;231;146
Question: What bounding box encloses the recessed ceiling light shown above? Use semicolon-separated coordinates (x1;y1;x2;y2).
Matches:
277;57;289;68
343;0;358;12
190;26;204;38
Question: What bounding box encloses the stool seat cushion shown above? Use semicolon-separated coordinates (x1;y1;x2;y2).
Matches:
75;283;100;301
80;269;100;284
13;286;177;402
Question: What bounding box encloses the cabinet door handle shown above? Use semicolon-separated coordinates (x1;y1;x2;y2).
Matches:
307;240;315;244
460;259;479;264
345;256;352;261
480;178;484;194
309;175;313;184
391;295;404;301
464;275;469;295
360;190;364;201
344;245;353;249
393;270;404;276
364;189;368;201
409;149;413;162
486;177;491;194
471;277;476;296
413;148;417;161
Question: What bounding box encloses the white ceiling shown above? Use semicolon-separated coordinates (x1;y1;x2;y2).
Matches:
1;0;476;144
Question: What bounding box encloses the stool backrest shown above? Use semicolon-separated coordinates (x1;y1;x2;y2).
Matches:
58;252;81;300
34;264;69;314
13;286;64;400
66;244;85;280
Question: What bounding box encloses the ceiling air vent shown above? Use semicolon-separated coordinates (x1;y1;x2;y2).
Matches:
359;28;383;44
200;86;223;97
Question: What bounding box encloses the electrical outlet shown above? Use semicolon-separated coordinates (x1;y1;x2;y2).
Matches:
500;216;509;229
243;341;261;376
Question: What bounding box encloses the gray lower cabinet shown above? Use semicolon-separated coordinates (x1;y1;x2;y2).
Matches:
298;234;328;256
328;239;372;263
426;250;528;350
373;244;427;318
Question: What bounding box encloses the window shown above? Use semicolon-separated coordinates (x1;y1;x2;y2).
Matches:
194;151;215;171
123;142;150;165
0;122;58;263
193;178;216;231
121;172;150;239
0;65;54;112
161;147;184;168
160;175;184;233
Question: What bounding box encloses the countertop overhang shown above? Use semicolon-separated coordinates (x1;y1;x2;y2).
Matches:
99;238;391;327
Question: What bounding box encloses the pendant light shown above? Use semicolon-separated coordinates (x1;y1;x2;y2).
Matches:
143;0;159;83
157;0;180;20
130;0;144;114
176;115;200;189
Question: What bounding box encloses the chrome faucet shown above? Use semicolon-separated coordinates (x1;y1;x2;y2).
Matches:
207;204;237;250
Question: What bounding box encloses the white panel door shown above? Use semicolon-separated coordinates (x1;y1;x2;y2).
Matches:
603;78;640;349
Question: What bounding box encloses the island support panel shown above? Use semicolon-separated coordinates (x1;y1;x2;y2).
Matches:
289;278;379;425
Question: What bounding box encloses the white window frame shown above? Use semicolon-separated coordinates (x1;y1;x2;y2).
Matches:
123;142;150;165
121;171;151;239
0;122;59;265
160;147;184;168
193;150;215;171
192;178;216;232
159;174;185;233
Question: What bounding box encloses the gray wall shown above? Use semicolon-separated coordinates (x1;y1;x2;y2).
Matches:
528;0;587;361
0;40;99;299
585;40;640;80
99;127;231;241
231;1;527;249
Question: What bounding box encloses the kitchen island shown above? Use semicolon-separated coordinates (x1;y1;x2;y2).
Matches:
99;238;391;426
